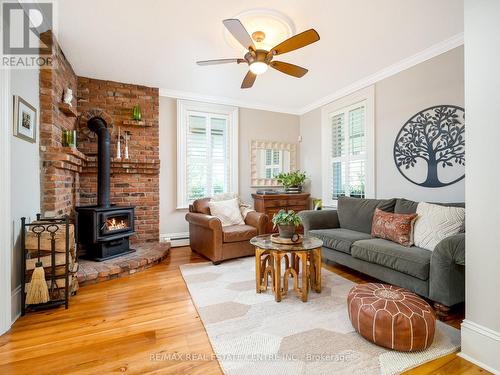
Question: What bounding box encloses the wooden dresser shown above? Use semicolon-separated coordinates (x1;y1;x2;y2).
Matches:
252;193;310;233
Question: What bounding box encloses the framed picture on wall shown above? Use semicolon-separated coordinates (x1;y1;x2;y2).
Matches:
13;95;37;143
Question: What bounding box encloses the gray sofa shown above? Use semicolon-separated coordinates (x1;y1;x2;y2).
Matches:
299;197;465;311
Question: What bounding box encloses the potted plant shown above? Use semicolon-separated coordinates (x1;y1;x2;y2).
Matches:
275;171;307;193
272;209;302;238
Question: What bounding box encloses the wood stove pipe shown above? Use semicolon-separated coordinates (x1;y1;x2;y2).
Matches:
87;116;111;208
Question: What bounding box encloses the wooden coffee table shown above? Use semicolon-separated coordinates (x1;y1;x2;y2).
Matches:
250;234;323;302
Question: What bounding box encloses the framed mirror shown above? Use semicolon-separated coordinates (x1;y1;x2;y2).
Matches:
251;140;297;187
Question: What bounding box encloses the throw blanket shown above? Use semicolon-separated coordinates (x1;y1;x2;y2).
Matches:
211;192;255;219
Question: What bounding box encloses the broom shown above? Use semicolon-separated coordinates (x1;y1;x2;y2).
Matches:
26;250;49;305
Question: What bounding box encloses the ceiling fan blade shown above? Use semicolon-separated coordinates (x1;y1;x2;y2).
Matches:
241;71;257;89
197;58;245;66
223;19;255;50
270;61;308;78
271;29;320;55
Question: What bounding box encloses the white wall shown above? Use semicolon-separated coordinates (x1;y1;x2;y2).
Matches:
159;97;300;237
10;67;41;322
299;108;322;200
375;47;464;201
300;47;465;203
460;1;500;373
238;108;300;204
159;97;188;236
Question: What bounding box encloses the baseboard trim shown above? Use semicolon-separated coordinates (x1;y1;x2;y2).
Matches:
459;319;500;374
11;285;22;325
161;232;190;247
458;352;500;375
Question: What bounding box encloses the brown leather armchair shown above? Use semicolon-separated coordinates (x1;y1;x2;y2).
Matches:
185;198;269;264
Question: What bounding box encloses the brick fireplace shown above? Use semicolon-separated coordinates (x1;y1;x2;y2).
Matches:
39;31;160;244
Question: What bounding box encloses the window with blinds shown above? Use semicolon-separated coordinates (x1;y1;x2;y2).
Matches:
329;102;366;201
186;113;229;202
264;149;282;178
177;100;238;208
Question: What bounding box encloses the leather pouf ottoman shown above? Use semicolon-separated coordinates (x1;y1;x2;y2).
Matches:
347;283;436;352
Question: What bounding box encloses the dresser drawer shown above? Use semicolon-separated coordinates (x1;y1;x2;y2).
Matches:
286;199;309;206
263;199;291;208
252;193;311;234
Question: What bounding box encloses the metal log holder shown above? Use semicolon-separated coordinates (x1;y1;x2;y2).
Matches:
21;215;71;315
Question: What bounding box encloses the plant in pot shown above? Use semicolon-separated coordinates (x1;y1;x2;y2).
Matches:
272;209;302;238
275;171;307;193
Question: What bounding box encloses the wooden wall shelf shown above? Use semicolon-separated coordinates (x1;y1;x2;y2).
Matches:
58;103;78;117
122;120;152;127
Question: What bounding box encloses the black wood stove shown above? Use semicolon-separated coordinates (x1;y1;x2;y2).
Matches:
76;116;135;261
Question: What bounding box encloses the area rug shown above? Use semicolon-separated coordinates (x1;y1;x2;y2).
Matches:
180;257;460;375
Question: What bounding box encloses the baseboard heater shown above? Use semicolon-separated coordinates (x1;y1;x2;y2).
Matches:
162;233;189;247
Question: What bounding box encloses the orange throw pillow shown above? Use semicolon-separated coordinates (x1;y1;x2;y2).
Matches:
371;208;418;247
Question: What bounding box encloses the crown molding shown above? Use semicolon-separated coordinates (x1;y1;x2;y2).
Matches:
160;32;464;117
159;88;301;115
296;32;464;115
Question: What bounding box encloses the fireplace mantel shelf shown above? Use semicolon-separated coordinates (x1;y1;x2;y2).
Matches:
83;157;160;175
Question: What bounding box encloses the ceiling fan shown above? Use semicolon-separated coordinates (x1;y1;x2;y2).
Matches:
197;19;320;88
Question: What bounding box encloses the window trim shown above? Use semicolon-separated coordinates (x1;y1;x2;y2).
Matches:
321;86;375;208
176;99;239;209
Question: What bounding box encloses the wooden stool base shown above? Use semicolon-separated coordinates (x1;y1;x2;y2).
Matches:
255;247;321;302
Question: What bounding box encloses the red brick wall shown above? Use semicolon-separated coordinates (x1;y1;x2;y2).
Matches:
38;32;161;242
39;31;80;216
77;78;160;242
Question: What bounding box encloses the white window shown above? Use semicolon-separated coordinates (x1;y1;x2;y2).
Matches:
264;149;283;179
321;87;374;207
177;100;238;208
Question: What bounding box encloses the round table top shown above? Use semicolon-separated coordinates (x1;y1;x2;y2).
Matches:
250;234;323;251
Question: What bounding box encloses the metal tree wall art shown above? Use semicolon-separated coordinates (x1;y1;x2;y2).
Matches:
393;105;465;187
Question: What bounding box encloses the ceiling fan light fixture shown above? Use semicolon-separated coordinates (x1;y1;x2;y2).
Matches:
249;61;268;75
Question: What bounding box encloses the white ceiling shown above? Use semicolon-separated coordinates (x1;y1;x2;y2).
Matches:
57;0;464;114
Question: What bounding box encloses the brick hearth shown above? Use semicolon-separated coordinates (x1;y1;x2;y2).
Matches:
77;242;170;286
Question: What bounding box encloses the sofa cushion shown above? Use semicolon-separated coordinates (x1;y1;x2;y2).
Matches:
208;198;245;227
309;228;372;254
414;202;465;251
371;208;418;247
337;197;396;234
351;239;431;280
395;198;465;214
222;224;257;243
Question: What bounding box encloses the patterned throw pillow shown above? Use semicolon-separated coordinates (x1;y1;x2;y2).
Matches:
413;202;465;251
208;198;245;227
371;208;418;247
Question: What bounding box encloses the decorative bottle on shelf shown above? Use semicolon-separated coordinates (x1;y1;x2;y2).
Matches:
132;105;142;121
70;130;77;148
124;131;130;159
116;127;121;160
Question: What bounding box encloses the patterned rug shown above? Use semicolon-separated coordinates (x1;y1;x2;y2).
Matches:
180;257;460;375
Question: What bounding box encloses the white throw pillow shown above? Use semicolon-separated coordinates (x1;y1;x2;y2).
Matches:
413;202;465;251
208;198;245;227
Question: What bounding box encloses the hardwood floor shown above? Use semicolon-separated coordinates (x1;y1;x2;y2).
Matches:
0;247;487;375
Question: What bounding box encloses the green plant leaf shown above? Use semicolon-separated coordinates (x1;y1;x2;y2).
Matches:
271;209;302;229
